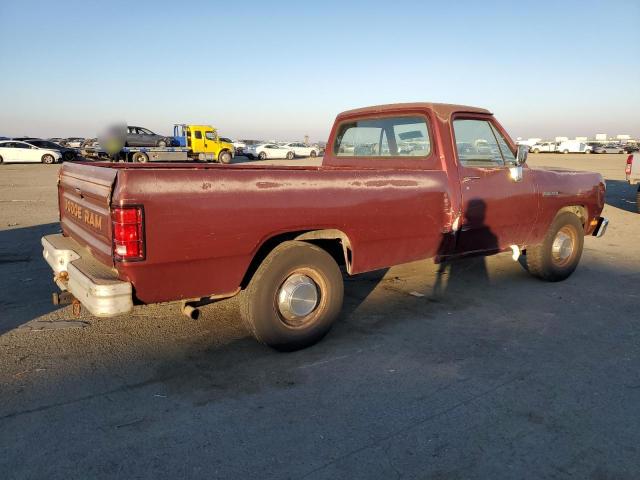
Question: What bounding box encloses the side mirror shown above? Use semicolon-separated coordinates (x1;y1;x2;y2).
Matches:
516;144;528;165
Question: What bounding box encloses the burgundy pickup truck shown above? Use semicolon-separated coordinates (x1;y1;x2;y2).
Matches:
42;103;608;350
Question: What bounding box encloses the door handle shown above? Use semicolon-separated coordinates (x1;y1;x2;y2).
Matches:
462;176;480;183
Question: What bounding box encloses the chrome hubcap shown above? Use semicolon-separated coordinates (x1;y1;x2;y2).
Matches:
277;273;319;323
552;230;574;262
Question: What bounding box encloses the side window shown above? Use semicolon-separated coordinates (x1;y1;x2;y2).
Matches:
194;131;202;139
490;124;516;164
205;132;215;140
453;119;505;167
334;116;431;157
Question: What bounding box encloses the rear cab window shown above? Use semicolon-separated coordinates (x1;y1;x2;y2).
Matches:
334;116;431;158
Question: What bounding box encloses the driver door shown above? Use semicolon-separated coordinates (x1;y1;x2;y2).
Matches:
453;118;538;254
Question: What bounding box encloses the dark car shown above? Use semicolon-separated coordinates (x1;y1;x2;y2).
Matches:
592;144;625;154
22;138;79;161
126;126;171;147
623;144;639;154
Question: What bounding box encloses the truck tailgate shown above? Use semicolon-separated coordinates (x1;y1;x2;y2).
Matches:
58;162;117;267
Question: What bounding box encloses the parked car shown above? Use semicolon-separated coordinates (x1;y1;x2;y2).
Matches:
245;143;295;160
557;141;592;154
529;141;558;153
623;144;639;154
63;138;85;148
0;140;62;164
592;144;625;154
281;142;319;158
625;153;640;213
125;126;171;147
219;137;246;155
41;102;608;351
22;138;79;161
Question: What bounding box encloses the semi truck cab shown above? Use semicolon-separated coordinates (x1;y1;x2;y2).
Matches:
173;124;234;163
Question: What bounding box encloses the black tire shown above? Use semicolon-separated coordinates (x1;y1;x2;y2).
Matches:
157;140;167;147
218;150;232;164
63;151;75;161
310;150;317;157
563;150;569;154
258;152;267;160
239;241;344;351
636;185;640;214
286;151;294;160
132;152;149;163
41;154;55;164
524;212;584;282
532;148;540;153
0;155;3;164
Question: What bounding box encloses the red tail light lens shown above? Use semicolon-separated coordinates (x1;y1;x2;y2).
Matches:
626;155;633;175
112;206;144;261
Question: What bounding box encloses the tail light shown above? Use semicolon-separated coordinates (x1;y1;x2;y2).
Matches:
112;206;144;261
626;155;633;175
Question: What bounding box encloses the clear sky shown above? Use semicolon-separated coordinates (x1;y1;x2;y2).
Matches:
1;0;638;142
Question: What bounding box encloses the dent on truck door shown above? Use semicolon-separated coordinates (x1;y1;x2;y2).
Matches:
453;118;537;253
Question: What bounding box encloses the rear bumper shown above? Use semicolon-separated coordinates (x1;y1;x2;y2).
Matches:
592;217;609;238
42;234;133;317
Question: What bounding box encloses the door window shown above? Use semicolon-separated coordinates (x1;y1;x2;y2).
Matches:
453;119;512;167
334;116;431;157
194;131;202;139
205;132;216;141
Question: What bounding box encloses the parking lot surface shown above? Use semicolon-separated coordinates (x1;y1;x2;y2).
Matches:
1;154;639;479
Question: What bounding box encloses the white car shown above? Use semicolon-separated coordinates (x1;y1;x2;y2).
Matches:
0;140;62;164
530;141;558;153
245;143;294;160
281;142;319;158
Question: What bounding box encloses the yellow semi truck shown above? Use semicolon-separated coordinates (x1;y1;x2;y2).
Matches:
173;124;235;164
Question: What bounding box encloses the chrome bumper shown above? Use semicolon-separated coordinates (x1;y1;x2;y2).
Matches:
42;234;133;317
592;217;609;238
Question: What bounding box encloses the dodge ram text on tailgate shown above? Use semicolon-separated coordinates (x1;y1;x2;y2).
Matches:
42;103;609;350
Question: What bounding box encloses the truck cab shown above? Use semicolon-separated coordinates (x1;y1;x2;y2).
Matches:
173;124;234;163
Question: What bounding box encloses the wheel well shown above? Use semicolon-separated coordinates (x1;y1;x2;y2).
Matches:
240;229;352;288
557;205;587;226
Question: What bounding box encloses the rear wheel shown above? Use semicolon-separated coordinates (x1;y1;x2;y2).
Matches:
563;150;569;154
0;155;3;164
132;152;149;163
258;151;267;160
286;151;294;160
41;154;55;164
218;150;232;164
532;148;540;153
240;241;344;351
157;140;167;147
310;150;317;157
523;212;584;281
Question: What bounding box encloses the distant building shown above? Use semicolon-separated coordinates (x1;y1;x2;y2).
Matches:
575;136;587;142
555;136;569;142
616;134;630;140
595;133;607;141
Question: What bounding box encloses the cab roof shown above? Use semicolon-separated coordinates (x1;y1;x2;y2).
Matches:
337;102;492;120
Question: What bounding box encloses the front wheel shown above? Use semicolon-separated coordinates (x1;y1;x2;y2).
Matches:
532;148;540;154
258;152;267;160
523;212;584;281
310;150;317;157
286;151;294;160
157;140;167;147
41;154;55;164
239;241;344;351
563;150;569;154
218;150;232;164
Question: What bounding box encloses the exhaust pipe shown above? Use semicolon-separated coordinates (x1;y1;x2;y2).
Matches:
182;303;200;320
